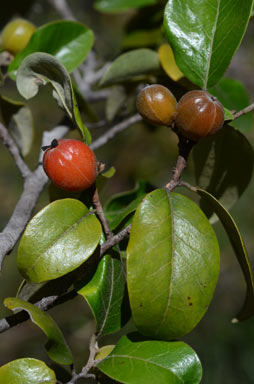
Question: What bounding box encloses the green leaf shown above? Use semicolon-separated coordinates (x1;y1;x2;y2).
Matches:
94;0;157;13
78;255;127;336
16;52;91;144
9;106;34;156
0;66;3;87
17;198;102;283
194;188;254;322
0;95;24;125
164;0;253;88
0;358;56;384
4;297;72;365
100;49;160;86
208;77;254;131
8;20;94;77
96;167;116;192
106;85;127;122
123;28;162;49
97;334;202;384
95;345;116;360
104;181;152;230
0;96;34;156
224;108;234;121
193;125;254;222
127;189;220;340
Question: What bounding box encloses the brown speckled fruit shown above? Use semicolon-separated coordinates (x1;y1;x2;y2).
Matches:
174;90;224;141
136;84;177;126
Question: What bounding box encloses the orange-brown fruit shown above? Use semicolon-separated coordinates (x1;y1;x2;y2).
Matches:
174;90;224;141
42;139;97;192
136;84;177;126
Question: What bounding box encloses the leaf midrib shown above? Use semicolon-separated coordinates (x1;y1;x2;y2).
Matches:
204;0;221;89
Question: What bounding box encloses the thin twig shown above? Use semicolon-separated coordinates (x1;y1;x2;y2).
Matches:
165;155;187;192
233;103;254;120
67;334;98;383
92;188;113;240
165;133;196;192
73;52;110;102
100;224;131;256
90;114;142;150
47;0;76;20
0;122;31;179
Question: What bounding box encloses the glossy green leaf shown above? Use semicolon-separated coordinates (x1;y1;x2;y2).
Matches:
195;188;254;322
104;181;152;230
8;20;94;76
164;0;253;88
100;49;160;86
16;52;91;144
17;198;102;283
127;189;220;340
94;0;157;13
193;125;254;222
78;255;127;335
9;106;34;156
0;358;56;384
97;334;202;384
209;77;254;131
4;297;72;364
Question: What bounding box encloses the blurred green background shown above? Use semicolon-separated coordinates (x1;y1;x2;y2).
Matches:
0;1;254;383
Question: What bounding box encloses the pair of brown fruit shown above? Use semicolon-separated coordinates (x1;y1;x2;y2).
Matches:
136;85;224;141
43;85;224;193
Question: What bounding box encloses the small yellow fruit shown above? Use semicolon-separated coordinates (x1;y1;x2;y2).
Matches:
1;19;36;55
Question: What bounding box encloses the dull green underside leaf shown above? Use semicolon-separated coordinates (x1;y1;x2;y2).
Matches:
195;188;254;322
4;297;72;365
100;48;160;86
127;189;220;340
193;125;254;223
16;52;91;144
94;0;157;13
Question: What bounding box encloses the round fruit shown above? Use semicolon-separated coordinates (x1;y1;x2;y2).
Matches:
174;90;224;141
42;139;97;192
1;19;36;55
136;84;177;126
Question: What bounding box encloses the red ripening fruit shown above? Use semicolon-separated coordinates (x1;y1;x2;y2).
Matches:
174;90;224;141
136;84;177;126
42;139;97;192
